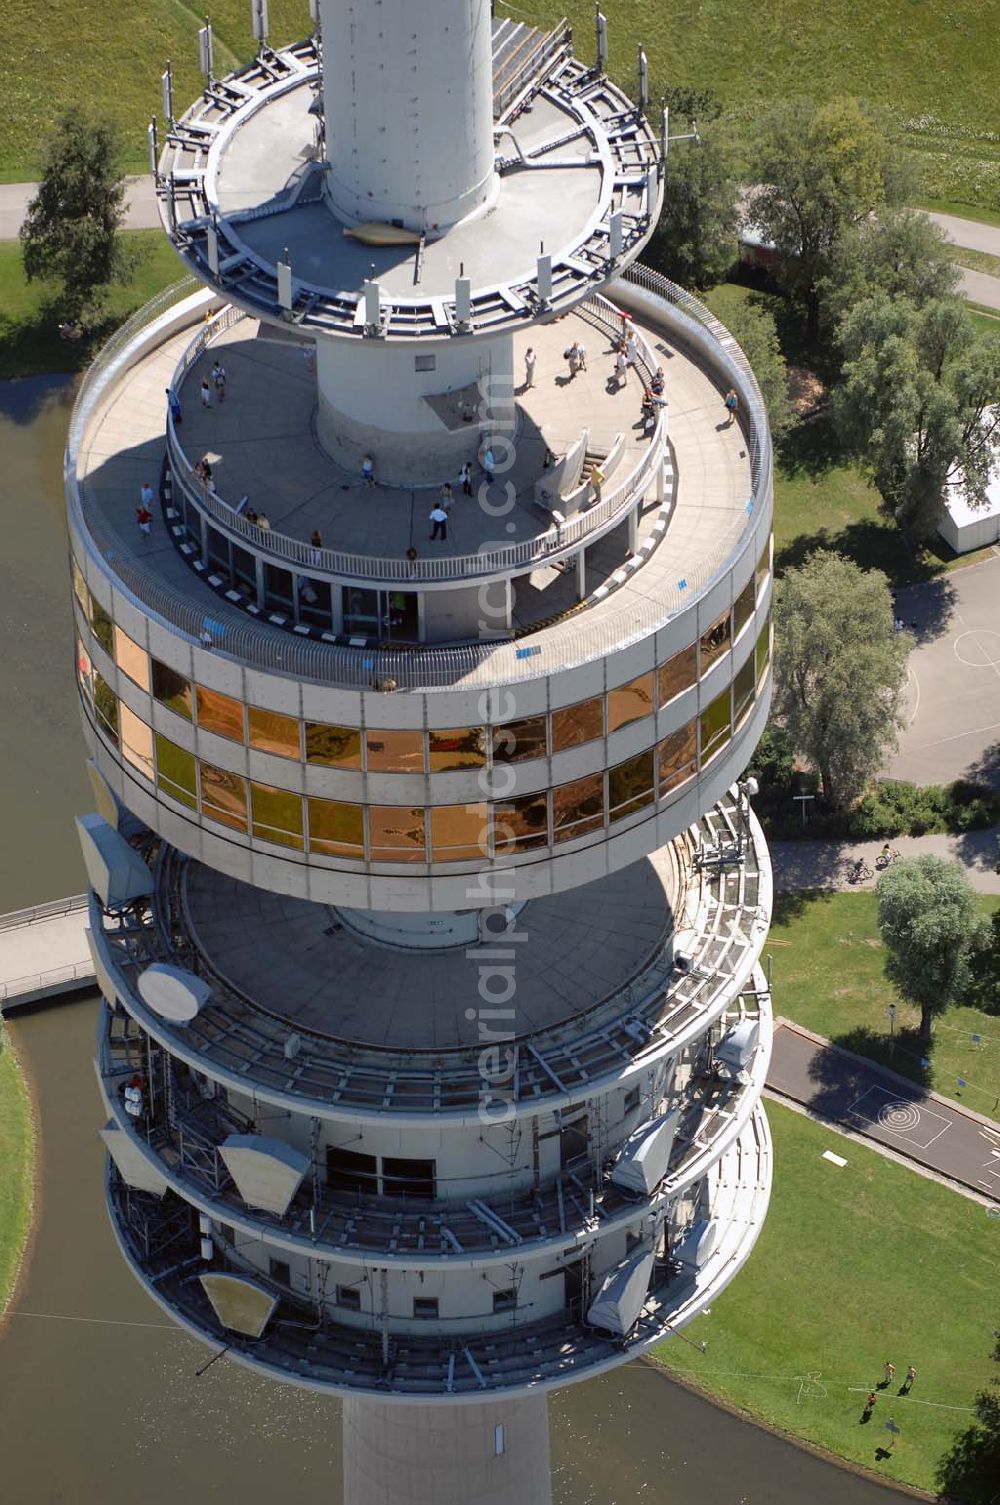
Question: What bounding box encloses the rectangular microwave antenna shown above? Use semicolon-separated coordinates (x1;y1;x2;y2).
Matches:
251;0;269;44
198;23;214;79
277;255;293;310
454;277;472;326
206;221;220;276
161;65;174;124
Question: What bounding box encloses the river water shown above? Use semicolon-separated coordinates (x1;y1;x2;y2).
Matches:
0;376;904;1503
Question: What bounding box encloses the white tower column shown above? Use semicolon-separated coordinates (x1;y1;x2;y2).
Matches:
342;1395;553;1505
320;0;498;232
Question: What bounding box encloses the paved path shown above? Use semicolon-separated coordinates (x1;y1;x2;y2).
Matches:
925;210;1000;311
767;1020;1000;1200
0;176;159;238
769;829;1000;894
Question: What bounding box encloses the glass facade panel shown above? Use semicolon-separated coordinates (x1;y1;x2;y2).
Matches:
552;772;604;842
369;806;427;861
491;715;547;764
76;634;93;698
658;722;697;794
700;689;732;764
72;557;89;615
93;670;118;745
756;615;771;685
113;625;150;691
201;763;248;831
608;750;655;820
493;792;549;852
756;533;772;598
699;610;732;674
607;673;655;734
151;659;193;720
734;655;756;725
251;782;304;849
248;706;301;758
197;685;245;742
734;578;755;639
365;729;424;773
657;644;697;707
155;735;197;809
430;804;489;860
428;727;488;772
308;798;364;856
90;596;114;655
551;696;603;752
305;722;362;768
119;704;153;779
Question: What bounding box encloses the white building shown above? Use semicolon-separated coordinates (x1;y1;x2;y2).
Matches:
70;6;775;1502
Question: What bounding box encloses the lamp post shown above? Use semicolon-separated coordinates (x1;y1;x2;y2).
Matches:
887;1002;896;1057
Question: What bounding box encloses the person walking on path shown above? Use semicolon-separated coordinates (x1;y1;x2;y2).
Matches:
883;1361;895;1387
139;481;155;511
200;377;212;408
166;386;182;426
524;347;536;388
362;455;375;488
211;362;227;402
458;462;473;497
135;502;153;536
864;1391;877;1415
429;504;449;541
723;387;738;426
902;1365;916;1393
626;328;639;370
614;346;628;389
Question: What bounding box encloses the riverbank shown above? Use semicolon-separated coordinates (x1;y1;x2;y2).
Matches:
0;1030;34;1321
653;1100;998;1496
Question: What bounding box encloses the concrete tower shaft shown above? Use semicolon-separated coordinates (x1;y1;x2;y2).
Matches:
321;0;498;232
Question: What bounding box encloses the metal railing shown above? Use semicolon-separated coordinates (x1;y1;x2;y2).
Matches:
0;893;88;932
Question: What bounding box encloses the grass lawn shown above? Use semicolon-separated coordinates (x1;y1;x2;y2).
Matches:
654;1101;998;1495
0;230;186;380
0;1040;33;1318
917;199;1000;231
768;890;1000;1118
949;246;1000;278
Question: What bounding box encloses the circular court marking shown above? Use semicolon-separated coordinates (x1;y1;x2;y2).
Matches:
877;1101;922;1133
953;630;1000;669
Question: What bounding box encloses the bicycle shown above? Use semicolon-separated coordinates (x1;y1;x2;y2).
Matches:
848;860;874;884
875;847;901;870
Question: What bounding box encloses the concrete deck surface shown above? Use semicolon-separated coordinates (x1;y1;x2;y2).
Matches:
0;902;93;1005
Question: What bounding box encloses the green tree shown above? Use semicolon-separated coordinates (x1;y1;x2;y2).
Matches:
824;208;960;324
834;293;1000;542
875;855;990;1040
748;98;900;341
937;1338;1000;1505
772;551;910;809
20;108;133;325
648;129;737;290
720;297;792;436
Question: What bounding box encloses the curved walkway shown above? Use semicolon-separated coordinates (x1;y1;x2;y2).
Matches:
769;829;1000;895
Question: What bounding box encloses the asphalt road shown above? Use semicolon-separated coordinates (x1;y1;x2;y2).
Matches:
768;1021;1000;1200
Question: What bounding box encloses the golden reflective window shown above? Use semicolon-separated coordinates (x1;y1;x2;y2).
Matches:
658;722;697;795
72;557;88;614
151;658;193;720
365;728;424;773
93;670;118;746
756;615;771;686
699;610;732;674
552;773;604;842
90;596;114;655
491;715;547;764
113;625;150;692
756;533;772;598
607;673;655;735
308;798;364;856
200;763;248;831
76;634;93;698
197;686;246;743
155;735;197;809
428;727;488;772
119;703;153;779
700;690;732;764
369;806;427;861
248;706;301;758
251;782;304;850
305;722;362;768
430;803;489;860
734;578;755;640
608;750;655;820
657;644;697;707
551;696;603;752
734;656;756;725
493;792;549;852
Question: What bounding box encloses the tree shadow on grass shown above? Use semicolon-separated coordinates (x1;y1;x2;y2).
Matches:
775;409;848;481
799;1025;934;1127
934;1346;1000;1505
769;886;839;928
774;518;950;590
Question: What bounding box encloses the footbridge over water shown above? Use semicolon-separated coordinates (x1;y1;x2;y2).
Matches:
0;896;95;1009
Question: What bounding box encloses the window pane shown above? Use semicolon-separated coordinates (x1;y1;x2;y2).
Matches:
734;655;756;725
308;798;364;856
552;772;604;842
151;659;193;720
93;670;119;745
90;596;114;655
251;782;304;849
551;696;603;752
365;728;424;773
491;715;547;763
305;722;362;768
72;557;88;614
197;685;245;742
608;750;655;820
734;578;755;639
657;644;696;707
201;763;248;831
119;704;153;779
327;1147;377;1196
382;1158;435;1199
248;706;300;758
756;533;771;598
155;735;197;809
699;610;732;674
428;727;487;771
76;634;93;699
493;792;549;852
430;804;489;860
658;722;696;795
700;689;732;764
369;806;426;861
607;673;655;734
113;625;150;692
756;615;771;686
